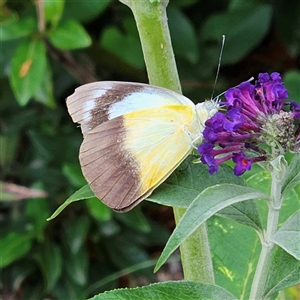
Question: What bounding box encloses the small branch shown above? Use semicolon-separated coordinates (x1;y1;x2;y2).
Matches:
249;165;284;299
249;208;278;299
34;0;96;84
35;0;45;32
1;182;47;201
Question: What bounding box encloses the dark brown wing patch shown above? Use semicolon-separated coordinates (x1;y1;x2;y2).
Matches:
79;116;143;211
67;82;142;135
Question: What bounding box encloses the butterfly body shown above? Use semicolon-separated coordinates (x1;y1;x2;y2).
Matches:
67;81;218;211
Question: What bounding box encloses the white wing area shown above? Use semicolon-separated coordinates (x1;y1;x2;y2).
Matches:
107;84;194;118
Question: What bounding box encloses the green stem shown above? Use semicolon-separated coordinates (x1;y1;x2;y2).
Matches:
119;0;181;93
249;206;279;299
174;208;215;283
249;165;284;299
120;0;214;283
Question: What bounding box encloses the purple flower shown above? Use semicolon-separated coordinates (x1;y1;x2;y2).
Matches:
289;101;300;119
198;72;300;176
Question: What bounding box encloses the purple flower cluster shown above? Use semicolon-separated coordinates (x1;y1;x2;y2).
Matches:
198;72;300;176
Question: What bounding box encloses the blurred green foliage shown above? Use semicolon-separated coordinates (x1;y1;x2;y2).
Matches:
0;0;299;299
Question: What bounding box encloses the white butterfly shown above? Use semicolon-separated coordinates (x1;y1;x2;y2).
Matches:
67;81;219;211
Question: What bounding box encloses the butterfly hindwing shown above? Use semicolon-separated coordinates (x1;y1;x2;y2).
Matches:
79;117;142;211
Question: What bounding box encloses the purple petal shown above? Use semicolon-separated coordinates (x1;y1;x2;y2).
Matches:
289;101;300;118
258;73;270;83
223;108;244;132
270;72;281;82
232;153;252;176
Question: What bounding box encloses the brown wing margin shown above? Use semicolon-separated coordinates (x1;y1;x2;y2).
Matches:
79;116;143;211
66;82;143;135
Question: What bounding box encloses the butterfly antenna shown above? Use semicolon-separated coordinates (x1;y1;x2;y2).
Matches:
211;35;226;100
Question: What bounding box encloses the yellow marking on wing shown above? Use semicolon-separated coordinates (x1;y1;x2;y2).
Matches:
123;105;199;193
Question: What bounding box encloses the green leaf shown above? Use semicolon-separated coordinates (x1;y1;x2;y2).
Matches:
85;197;112;221
247;165;300;243
27;130;80;163
0;232;34;268
0;16;36;41
53;278;88;300
26;196;50;241
282;154;300;198
115;206;150;232
228;0;255;11
47;184;94;221
35;242;62;292
216;200;262;232
246;168;271;195
34;62;56;108
168;6;199;63
273;0;300;57
44;0;64;27
201;4;272;64
63;217;90;286
62;0;111;23
148;163;243;209
271;209;300;260
1;40;20;77
87;258;159;294
64;245;89;286
27;130;51;161
105;235;150;274
208;216;260;298
10;39;47;105
48;19;92;50
283;71;300;102
148;162;262;231
100;18;145;69
155;184;269;271
62;163;86;188
263;246;300;299
64;215;90;255
6;260;36;290
171;0;198;7
0;134;18;169
88;281;238;300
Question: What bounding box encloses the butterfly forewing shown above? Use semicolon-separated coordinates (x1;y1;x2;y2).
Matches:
67;81;194;135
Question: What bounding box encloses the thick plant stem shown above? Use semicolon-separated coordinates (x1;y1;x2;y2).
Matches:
119;0;181;93
174;208;215;283
249;206;279;299
120;0;214;283
249;163;284;299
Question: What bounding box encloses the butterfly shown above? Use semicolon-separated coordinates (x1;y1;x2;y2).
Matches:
67;81;219;212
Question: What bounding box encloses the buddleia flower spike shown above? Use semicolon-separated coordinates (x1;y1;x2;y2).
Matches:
198;72;300;176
